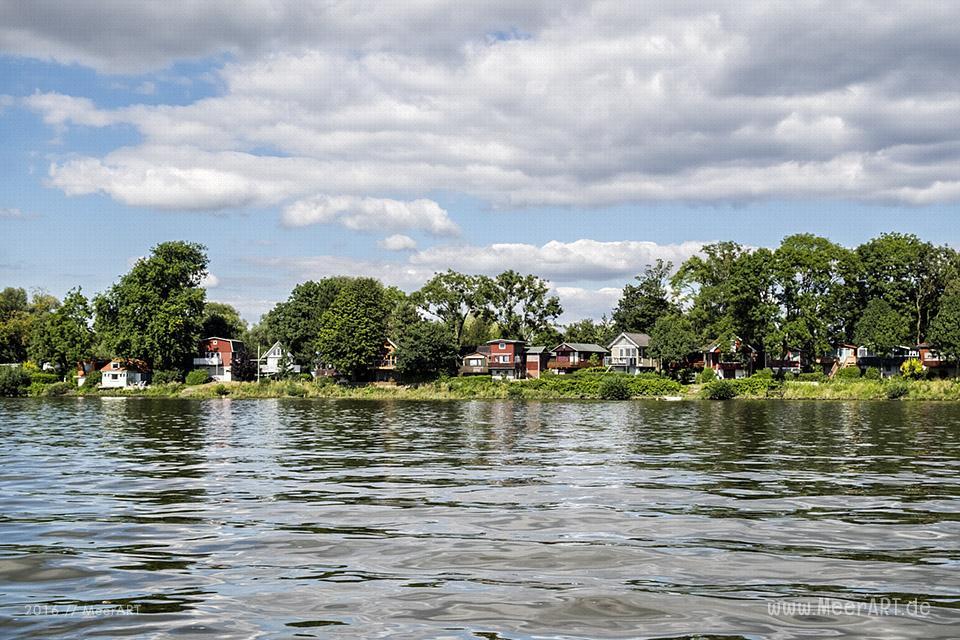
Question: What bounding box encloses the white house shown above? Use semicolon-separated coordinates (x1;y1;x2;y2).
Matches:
605;332;658;374
256;341;301;378
99;358;151;388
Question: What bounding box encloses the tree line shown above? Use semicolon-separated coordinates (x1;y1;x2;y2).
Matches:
3;233;960;383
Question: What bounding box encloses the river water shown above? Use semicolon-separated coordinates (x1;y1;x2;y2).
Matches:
0;398;958;638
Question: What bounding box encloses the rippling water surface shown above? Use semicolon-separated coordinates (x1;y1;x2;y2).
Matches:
1;398;959;638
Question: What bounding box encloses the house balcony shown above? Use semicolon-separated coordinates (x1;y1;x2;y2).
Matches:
604;356;657;369
547;358;598;370
459;364;490;375
193;355;223;366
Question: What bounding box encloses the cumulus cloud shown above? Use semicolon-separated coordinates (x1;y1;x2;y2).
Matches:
201;272;220;288
15;2;960;208
282;195;458;235
378;234;418;251
0;207;26;218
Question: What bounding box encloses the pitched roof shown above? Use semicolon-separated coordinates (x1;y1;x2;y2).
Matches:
608;332;650;348
552;342;608;353
526;346;548;354
100;358;151;373
702;336;756;353
485;338;525;344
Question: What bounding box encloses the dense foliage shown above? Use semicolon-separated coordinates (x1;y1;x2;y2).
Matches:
315;278;390;380
395;321;459;381
0;366;30;396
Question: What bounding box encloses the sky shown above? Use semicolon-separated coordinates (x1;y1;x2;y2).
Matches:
2;1;960;324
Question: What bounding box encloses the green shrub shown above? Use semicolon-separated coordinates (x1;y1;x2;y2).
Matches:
796;372;826;382
507;384;524;399
284;382;306;397
754;368;774;380
83;370;102;388
730;375;773;396
0;366;31;397
30;372;59;385
152;369;182;384
214;384;230;396
900;358;924;380
185;369;211;386
835;366;862;380
28;381;47;397
299;372;314;382
696;368;717;384
43;381;72;396
864;367;882;380
886;380;909;399
704;379;737;400
599;375;632;400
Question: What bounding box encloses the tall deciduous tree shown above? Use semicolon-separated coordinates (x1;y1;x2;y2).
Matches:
314;278;389;380
413;271;488;346
854;298;909;357
649;314;699;370
563;317;615;346
201;302;247;339
94;241;208;371
395;320;459;381
261;276;353;363
479;270;562;341
28;287;94;373
0;287;58;363
612;259;675;333
929;283;960;366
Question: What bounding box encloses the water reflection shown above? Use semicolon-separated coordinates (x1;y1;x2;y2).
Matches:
0;397;958;639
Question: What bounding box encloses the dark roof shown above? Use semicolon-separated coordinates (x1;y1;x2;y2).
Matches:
552;342;608;353
486;338;525;344
100;358;151;373
608;332;650;348
526;346;548;354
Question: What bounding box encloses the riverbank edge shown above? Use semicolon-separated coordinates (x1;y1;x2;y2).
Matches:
38;377;960;401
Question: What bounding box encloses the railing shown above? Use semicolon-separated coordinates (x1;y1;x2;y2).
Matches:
604;356;657;368
459;365;489;375
193;355;222;366
547;359;599;370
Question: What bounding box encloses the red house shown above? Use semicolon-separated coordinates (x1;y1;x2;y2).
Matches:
486;339;526;380
194;337;248;382
525;346;550;379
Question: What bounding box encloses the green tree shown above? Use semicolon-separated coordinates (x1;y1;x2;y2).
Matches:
564;317;615;346
28;287;94;373
612;259;676;333
413;271;488;346
395;320;459;381
479;270;562;341
460;314;494;346
0;287;58;363
314;278;389;380
854;298;909;357
94;241;208;370
387;299;422;342
201;302;247;339
261;277;353;363
929;284;960;367
768;234;854;366
649;314;699;370
856;233;956;344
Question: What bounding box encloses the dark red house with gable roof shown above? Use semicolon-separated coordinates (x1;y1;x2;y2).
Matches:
486;339;526;380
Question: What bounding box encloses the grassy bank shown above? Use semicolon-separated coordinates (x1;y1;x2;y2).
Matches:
15;370;960;401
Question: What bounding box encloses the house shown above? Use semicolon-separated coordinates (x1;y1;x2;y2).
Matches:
371;339;398;382
855;344;918;377
767;347;803;375
256;341;301;378
486;339;526;380
459;348;490;376
605;332;657;374
99;358;151;388
698;336;757;379
820;344;858;377
916;343;953;377
75;359;109;387
525;346;550;378
548;342;609;374
194;337;248;382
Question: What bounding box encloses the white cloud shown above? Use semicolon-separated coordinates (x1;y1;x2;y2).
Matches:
552;286;623;323
378;234;418;251
17;3;960;209
201;272;220;288
282;195;459;236
0;207;26;218
134;81;156;96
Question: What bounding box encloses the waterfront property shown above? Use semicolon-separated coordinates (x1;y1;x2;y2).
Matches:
697;336;757;379
856;344;919;378
459;348;490;376
75;359;109;387
767;347;803;375
194;337;248;382
371;339;399;382
605;332;657;374
486;339;526;380
256;341;301;378
524;346;550;378
547;342;609;374
99;358;151;388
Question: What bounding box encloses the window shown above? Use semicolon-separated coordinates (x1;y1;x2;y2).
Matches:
212;340;218;345
499;342;506;350
111;362;119;369
110;374;118;380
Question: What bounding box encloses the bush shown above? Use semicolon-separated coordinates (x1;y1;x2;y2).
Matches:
185;369;211;386
864;367;882;380
43;381;72;396
214;383;230;396
796;372;826;382
731;375;774;396
704;379;737;400
28;381;47;397
754;368;774;380
299;372;313;382
30;372;59;385
152;369;182;384
835;366;862;380
284;382;306;397
696;368;717;384
0;366;31;397
599;375;632;400
900;358;924;380
886;380;910;399
83;370;102;388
